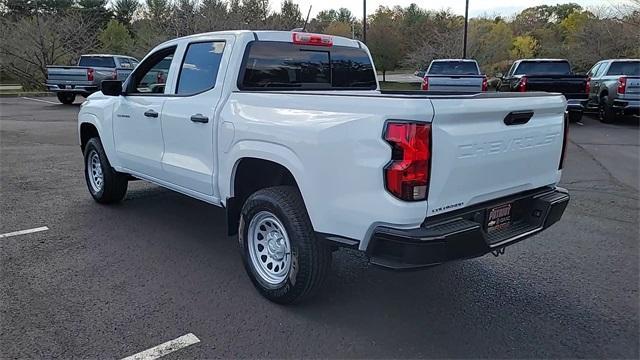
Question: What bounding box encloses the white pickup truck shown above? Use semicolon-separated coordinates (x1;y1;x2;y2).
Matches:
78;31;570;304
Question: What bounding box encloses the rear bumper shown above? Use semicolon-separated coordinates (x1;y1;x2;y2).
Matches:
45;83;98;95
566;98;588;113
613;99;640;115
367;187;569;270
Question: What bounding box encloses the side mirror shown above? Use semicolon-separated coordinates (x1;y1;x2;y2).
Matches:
495;72;503;79
101;80;123;96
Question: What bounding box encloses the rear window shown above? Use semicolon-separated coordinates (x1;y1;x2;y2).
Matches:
515;61;571;75
78;56;116;68
606;61;640;76
239;41;376;90
428;61;479;75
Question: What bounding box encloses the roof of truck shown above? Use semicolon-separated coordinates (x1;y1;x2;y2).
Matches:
155;30;362;50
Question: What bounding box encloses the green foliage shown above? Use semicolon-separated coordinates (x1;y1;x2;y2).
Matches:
510;35;539;59
368;6;404;81
99;19;133;55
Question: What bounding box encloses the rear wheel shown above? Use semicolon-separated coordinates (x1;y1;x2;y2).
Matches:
568;111;582;123
239;186;331;304
84;137;128;203
599;96;616;123
56;92;76;105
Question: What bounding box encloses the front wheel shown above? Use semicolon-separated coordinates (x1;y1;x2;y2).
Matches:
56;92;76;105
84;137;128;203
239;186;331;304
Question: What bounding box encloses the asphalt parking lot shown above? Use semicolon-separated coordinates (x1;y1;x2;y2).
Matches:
1;96;638;359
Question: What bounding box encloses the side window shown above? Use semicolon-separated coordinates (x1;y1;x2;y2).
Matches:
176;41;225;95
127;46;176;94
587;63;600;77
507;62;517;77
118;57;132;69
596;62;609;77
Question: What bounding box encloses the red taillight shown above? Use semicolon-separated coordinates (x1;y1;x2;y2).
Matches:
292;32;333;47
482;76;488;92
384;122;431;201
617;76;627;94
585;77;591;94
87;68;94;81
559;113;569;170
112;69;117;80
518;76;527;92
421;76;429;91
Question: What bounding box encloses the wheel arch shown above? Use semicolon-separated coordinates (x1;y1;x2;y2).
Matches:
225;150;306;236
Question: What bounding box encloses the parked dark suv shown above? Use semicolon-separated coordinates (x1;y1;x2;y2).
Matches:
586;59;640;123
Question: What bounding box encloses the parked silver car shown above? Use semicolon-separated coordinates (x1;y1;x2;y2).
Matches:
586;59;640;123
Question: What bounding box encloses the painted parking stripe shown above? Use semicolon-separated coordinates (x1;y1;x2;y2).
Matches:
0;226;49;239
20;97;59;105
120;333;201;360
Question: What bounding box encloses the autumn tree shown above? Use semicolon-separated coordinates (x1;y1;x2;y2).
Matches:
368;6;404;81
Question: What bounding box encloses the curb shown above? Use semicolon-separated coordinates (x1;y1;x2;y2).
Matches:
0;92;54;97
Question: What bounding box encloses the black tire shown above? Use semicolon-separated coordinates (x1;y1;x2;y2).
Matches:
599;96;616;124
239;186;331;304
568;111;582;123
56;92;76;105
83;137;128;204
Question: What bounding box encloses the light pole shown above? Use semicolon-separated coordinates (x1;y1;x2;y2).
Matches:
462;0;469;58
363;0;367;44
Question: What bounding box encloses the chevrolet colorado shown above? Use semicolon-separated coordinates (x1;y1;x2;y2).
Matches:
78;31;570;304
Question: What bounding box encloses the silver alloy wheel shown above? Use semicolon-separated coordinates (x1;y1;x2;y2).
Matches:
87;149;104;193
247;211;292;285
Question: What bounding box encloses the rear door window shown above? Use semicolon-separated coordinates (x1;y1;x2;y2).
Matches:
606;61;640;76
79;56;116;68
239;41;376;90
514;61;571;75
428;61;479;75
176;41;225;95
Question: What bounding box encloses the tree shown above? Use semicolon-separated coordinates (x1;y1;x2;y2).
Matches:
368;7;404;82
273;0;302;30
510;35;539;58
99;19;133;54
112;0;139;25
325;21;351;38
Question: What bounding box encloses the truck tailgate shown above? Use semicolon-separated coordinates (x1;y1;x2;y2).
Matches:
428;75;483;92
47;66;89;82
524;76;587;99
427;93;566;217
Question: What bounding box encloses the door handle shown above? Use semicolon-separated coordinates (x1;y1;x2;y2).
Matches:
504;110;534;125
190;114;209;123
144;109;158;118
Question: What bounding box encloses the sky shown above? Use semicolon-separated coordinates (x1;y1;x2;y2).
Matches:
275;0;631;18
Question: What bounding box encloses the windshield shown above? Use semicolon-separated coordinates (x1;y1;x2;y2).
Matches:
79;56;116;68
515;61;571;75
606;61;640;76
428;61;479;75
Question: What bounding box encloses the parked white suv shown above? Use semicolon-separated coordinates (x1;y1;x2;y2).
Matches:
78;31;570;304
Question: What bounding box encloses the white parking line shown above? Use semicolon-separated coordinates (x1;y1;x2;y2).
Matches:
20;97;59;105
120;333;201;360
0;226;49;239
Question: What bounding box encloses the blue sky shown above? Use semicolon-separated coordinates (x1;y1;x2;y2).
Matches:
275;0;631;18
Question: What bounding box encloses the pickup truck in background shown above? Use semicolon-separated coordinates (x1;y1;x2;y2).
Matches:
78;31;569;304
417;59;488;92
586;59;640;123
46;54;138;104
498;59;588;122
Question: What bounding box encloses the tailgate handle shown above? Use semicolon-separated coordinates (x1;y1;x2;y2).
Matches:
504;111;533;125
